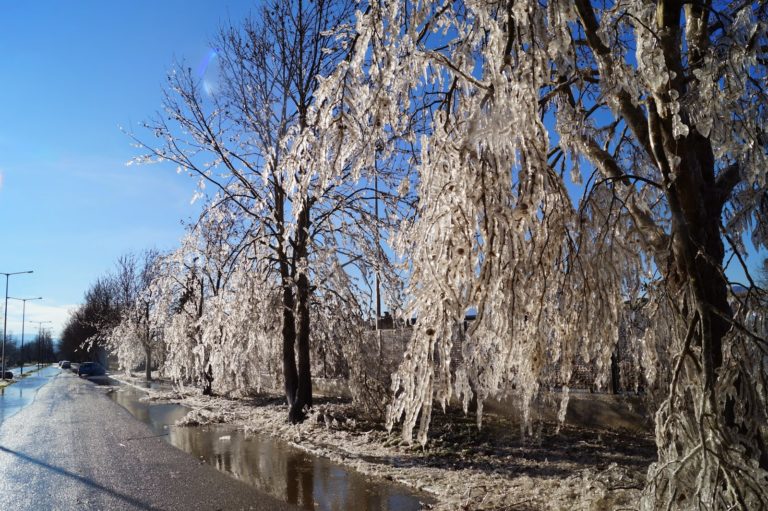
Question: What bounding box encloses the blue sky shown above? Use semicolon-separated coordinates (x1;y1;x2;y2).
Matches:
0;1;253;338
0;1;764;341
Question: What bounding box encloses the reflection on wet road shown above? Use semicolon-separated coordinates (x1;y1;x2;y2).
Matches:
0;365;59;425
109;385;429;511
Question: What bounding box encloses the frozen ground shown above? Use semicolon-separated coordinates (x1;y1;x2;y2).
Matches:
115;373;656;510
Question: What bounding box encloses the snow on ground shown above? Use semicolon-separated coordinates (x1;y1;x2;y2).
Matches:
113;372;655;510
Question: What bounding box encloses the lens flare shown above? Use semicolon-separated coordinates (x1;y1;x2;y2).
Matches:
196;48;219;95
196;48;219;79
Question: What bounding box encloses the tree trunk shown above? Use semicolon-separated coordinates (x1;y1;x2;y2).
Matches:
145;346;152;382
291;271;312;423
144;301;152;382
289;201;312;424
273;174;300;411
202;364;214;396
281;273;299;408
197;281;213;395
678;128;768;466
644;122;768;506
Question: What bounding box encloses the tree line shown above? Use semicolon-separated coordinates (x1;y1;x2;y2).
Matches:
1;330;55;368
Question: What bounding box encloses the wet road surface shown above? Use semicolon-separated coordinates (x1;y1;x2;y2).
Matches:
0;365;58;425
0;368;295;510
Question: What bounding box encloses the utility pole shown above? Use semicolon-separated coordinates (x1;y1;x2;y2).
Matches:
1;271;33;379
8;296;42;376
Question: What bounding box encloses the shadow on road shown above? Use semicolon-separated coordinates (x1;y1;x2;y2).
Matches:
0;444;162;511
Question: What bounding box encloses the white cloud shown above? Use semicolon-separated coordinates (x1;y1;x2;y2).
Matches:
0;300;77;340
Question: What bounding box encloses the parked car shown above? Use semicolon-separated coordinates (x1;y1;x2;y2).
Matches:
2;371;13;379
78;362;105;377
60;361;71;369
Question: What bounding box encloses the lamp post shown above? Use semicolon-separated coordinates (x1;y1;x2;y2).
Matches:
29;321;52;369
2;271;33;380
8;297;42;376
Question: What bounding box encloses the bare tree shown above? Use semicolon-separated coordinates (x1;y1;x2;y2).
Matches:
60;277;120;362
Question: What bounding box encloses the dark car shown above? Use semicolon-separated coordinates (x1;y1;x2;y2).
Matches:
60;361;71;369
77;362;105;377
1;371;13;380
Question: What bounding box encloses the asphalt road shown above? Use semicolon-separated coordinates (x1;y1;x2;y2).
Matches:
0;367;296;510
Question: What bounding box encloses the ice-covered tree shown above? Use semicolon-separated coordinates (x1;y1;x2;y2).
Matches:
151;241;205;389
108;250;164;381
135;0;405;422
155;201;283;395
293;0;768;508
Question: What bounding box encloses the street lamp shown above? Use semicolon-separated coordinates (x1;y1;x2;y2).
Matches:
8;296;42;376
2;270;33;380
28;321;52;369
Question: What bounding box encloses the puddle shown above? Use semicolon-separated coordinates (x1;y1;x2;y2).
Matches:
0;365;59;425
130;380;173;391
109;385;431;510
